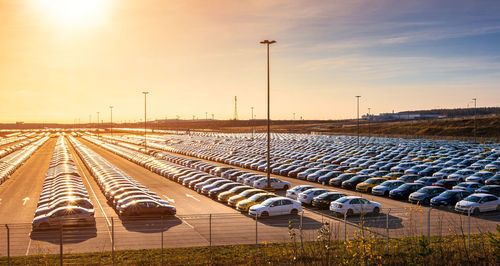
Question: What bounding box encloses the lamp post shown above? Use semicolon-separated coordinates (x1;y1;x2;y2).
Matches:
355;96;361;146
143;91;149;152
472;98;477;143
109;106;113;137
97;112;100;139
260;39;276;191
368;107;371;138
251;107;254;140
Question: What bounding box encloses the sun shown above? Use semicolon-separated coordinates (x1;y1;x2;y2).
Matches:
37;0;109;28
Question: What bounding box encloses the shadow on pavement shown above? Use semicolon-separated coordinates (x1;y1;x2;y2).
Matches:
30;223;98;244
119;216;182;233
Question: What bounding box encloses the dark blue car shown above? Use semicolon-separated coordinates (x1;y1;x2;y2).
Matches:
430;190;471;207
389;183;424;200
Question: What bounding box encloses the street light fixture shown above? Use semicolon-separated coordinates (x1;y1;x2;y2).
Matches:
355;96;361;146
109;106;113;137
143;91;149;152
260;39;276;191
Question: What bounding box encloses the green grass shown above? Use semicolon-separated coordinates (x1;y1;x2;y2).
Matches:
1;231;498;265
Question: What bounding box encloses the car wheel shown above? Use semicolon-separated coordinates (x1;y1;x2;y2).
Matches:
283;185;289;190
261;211;269;218
472;208;480;215
423;198;430;205
290;209;298;215
384;191;389;197
346;209;354;217
372;207;380;216
496;205;500;212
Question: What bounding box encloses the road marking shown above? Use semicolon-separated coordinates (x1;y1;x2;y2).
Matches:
182;219;194;229
163;194;175;203
185;193;200;202
22;197;30;206
25;239;32;256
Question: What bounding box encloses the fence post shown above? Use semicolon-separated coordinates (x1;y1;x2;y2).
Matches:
255;213;258;263
427;207;432;244
344;212;347;243
161;215;164;266
467;207;472;251
300;211;304;257
386;208;391;253
60;225;63;266
209;214;212;264
5;225;10;266
111;217;115;265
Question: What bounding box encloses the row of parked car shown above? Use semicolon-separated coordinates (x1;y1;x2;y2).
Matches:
0;135;37;159
114;133;500;212
94;132;500;216
69;136;176;217
83;134;302;218
32;136;95;230
0;135;49;185
0;134;27;147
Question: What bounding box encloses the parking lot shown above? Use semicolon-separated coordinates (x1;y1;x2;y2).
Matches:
0;131;498;256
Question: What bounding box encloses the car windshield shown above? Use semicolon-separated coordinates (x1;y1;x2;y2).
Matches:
417;187;432;193
439;191;458;198
464;195;482;203
317;193;332;199
398;184;412;190
336;197;350;203
241;190;258;196
261;199;275;206
364;179;378;184
248;194;264;201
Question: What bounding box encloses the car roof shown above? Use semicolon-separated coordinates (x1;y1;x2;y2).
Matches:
471;193;498;197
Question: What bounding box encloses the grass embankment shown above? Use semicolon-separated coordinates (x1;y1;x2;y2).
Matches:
2;227;499;265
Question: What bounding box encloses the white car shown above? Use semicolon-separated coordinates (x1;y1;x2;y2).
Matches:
286;185;315;200
298;188;330;205
248;197;302;218
452;182;483;193
330;196;382;217
243;175;264;186
253;177;291;190
455;193;500;215
372;180;405;196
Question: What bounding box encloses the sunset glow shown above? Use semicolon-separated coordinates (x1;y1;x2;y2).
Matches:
36;0;109;28
0;0;499;123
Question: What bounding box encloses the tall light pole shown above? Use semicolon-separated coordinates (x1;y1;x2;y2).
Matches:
472;98;477;143
143;91;149;152
261;39;276;191
368;107;371;138
355;96;361;146
251;107;254;140
96;112;100;139
109;106;114;137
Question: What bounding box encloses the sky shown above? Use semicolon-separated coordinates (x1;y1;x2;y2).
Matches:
0;0;499;123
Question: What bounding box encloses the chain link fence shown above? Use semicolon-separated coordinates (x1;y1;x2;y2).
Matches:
1;208;498;265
